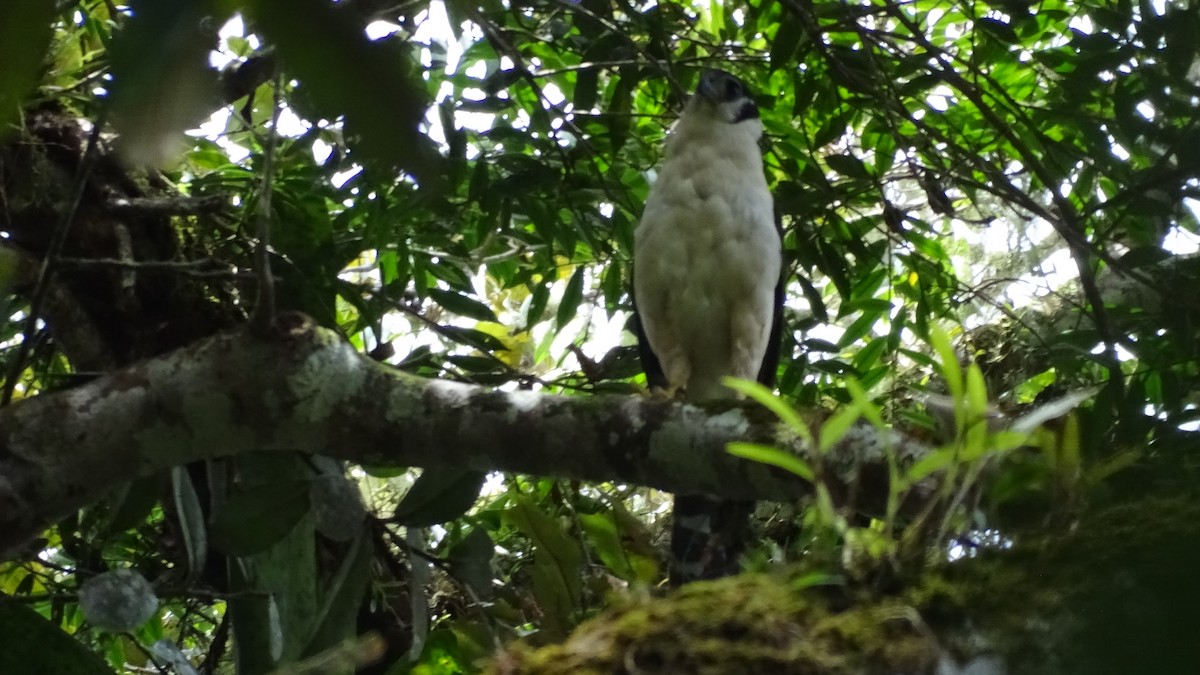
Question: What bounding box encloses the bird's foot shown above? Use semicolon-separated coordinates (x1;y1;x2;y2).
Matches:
644;385;685;400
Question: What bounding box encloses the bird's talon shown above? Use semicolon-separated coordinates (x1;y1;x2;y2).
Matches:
644;386;680;400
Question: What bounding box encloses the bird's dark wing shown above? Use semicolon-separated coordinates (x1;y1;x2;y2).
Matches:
756;262;786;388
632;295;670;391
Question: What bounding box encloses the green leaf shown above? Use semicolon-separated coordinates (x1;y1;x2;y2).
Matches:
0;603;116;675
103;475;165;537
209;479;312;556
468;157;492;204
302;528;372;657
796;273;829;323
438;326;510;352
0;0;55;132
904;445;957;483
361;464;411;478
578;512;657;583
723;377;814;445
727;442;815;482
818;404;862;454
843;298;894;314
526;279;551;328
1014;368;1058;404
802;338;841;353
446;528;496;598
825;153;871;179
929;326;963;400
965;364;989;432
573;68;599;111
606;74;636;152
845;378;885;429
428;288;498;322
838;310;881;348
426;258;474;290
556;265;586;331
1084;448;1142;486
171;467;208;582
504;498;583;637
394;468;487;526
976;17;1019;43
789;571;843;591
853;337;889;373
600;262;623;314
809;359;853;375
401;627;480;673
1010;388;1098;435
771;17;807;71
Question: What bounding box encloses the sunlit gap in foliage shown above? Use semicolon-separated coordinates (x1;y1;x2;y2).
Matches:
946;529;1012;562
409;1;494;146
196;17;365;189
182;13;311;193
1179;406;1200;432
1168;198;1200;255
408;1;577;151
1092;342;1136;363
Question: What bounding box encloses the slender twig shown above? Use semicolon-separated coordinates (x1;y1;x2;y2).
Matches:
201;610;230;675
101;195;228;217
54;257;241;276
6;586;266;605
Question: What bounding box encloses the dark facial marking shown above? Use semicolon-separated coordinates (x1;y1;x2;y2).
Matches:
722;76;743;102
732;100;759;123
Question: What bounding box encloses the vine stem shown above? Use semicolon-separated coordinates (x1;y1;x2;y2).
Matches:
250;69;283;336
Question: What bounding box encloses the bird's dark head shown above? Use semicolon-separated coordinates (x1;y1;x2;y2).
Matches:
691;69;759;124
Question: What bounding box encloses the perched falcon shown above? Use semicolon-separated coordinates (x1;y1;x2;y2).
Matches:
632;68;784;583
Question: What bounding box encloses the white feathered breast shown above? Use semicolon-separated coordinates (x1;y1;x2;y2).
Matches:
633;109;781;401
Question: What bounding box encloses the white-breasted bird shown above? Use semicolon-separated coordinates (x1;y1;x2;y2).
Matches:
633;68;784;583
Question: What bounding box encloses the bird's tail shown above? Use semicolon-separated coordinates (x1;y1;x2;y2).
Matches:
669;495;754;584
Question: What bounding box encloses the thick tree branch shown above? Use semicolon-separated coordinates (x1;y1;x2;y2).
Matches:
0;315;928;559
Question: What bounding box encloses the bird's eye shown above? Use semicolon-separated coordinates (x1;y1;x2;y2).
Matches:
724;79;741;100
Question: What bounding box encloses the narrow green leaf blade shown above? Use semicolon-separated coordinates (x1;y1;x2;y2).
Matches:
727;442;815;482
818;405;862;454
722;377;813;444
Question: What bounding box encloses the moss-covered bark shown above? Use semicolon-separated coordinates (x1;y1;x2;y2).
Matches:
491;492;1200;674
491;574;939;675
